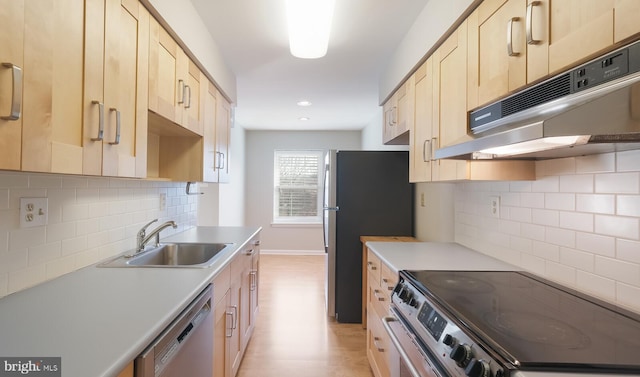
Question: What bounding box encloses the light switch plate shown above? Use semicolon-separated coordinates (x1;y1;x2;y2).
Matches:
20;197;48;228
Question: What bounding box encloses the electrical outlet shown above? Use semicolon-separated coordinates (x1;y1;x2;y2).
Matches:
490;196;500;218
159;193;167;211
20;197;48;228
420;192;425;207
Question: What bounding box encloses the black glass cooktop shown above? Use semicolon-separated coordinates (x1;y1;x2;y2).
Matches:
404;270;640;374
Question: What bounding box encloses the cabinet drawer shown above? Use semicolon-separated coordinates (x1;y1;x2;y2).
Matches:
212;265;230;306
380;263;397;295
367;249;381;284
369;278;391;320
367;307;391;377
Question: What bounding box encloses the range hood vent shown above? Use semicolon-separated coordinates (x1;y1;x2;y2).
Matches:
436;40;640;160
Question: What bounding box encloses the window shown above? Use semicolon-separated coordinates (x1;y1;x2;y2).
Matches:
273;150;324;224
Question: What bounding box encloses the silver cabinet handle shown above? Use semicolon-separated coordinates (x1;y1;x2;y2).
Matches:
231;305;238;329
1;63;22;121
373;337;384;352
91;101;104;141
225;311;234;337
507;17;521;57
526;1;541;45
109;108;120;145
184;85;191;109
245;248;254;256
177;79;185;104
430;137;437;161
422;139;430;162
250;270;257;291
373;289;385;302
220;152;225;169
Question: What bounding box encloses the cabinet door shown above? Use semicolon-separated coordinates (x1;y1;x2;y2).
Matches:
229;275;242;377
183;60;203;135
149;19;180;124
382;96;395;143
410;59;433;183
433;22;468;182
84;0;148;177
547;0;614;74
249;249;259;338
213;289;231;377
395;79;413;138
615;0;640;43
203;81;218;183
469;0;527;107
0;0;24;171
216;95;231;183
21;0;84;174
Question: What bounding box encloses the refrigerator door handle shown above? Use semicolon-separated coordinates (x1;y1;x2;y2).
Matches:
323;206;340;211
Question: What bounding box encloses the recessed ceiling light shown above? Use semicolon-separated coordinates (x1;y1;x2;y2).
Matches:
299;117;310;121
297;100;312;107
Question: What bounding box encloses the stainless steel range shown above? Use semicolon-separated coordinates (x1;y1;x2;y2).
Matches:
384;270;640;377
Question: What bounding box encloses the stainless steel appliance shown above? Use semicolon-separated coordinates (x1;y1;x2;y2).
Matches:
136;285;213;377
436;39;640;160
385;270;640;377
323;150;413;323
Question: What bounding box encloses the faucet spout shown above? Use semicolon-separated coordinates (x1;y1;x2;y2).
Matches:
137;220;178;251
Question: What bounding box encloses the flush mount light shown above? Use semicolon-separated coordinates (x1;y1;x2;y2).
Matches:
286;0;336;59
299;117;310;121
296;100;312;107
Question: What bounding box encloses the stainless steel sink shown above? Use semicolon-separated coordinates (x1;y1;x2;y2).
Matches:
98;243;234;268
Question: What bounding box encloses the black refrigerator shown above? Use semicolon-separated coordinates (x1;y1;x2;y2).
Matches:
323;150;413;323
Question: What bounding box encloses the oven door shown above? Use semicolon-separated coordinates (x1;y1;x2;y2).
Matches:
383;310;448;377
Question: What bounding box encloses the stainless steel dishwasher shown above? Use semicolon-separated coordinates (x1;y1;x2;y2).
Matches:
136;285;213;377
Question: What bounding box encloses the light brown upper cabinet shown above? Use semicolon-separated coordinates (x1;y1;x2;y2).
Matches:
468;0;640;110
431;20;534;182
383;79;413;145
0;0;24;171
410;59;434;183
149;20;204;136
216;95;231;183
83;0;149;178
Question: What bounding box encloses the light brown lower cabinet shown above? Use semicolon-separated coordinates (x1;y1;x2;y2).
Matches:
116;361;133;377
212;237;260;377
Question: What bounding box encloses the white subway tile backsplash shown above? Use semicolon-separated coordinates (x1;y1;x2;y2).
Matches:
531;176;559;193
537;157;576;177
559;212;593;232
521;223;545;241
509;181;532;192
576;194;615;214
617;239;640;264
617;150;640;172
616;282;640;312
595;256;640;286
509;207;532;223
576;153;615;174
576;232;615;257
532;240;560;261
617;195;640;217
521;252;546;275
546;261;577;286
545;193;575;211
0;173;197;298
532;209;560;226
595;173;640;194
595;215;639;239
576;271;616;300
520;192;545;208
559;174;593;193
560;247;595;272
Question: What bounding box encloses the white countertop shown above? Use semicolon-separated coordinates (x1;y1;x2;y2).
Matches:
0;226;260;377
365;241;518;273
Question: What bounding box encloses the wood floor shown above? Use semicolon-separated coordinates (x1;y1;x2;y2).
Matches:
236;254;374;377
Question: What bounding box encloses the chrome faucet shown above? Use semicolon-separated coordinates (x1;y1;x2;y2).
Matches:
136;219;178;252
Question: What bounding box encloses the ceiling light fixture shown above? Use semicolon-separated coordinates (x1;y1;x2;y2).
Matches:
286;0;336;59
296;100;312;106
299;117;310;121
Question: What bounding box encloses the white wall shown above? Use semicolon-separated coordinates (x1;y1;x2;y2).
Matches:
0;173;197;298
146;0;237;102
448;150;640;313
379;0;474;101
245;131;361;253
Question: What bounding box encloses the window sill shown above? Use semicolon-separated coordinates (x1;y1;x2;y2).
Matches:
270;222;322;228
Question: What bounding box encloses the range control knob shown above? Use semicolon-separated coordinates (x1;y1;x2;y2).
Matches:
408;297;418;308
398;287;411;302
442;334;456;347
465;358;490;377
449;343;472;368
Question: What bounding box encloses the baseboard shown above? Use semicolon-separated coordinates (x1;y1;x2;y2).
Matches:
261;249;325;256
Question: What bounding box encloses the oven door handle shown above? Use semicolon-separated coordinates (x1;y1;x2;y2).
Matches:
382;316;424;377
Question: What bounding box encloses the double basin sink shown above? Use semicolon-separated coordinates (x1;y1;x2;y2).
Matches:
98;242;234;268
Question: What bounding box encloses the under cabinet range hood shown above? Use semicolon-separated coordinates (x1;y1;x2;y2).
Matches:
436;39;640;160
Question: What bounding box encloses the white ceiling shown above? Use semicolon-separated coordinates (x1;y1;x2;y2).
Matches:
189;0;430;131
